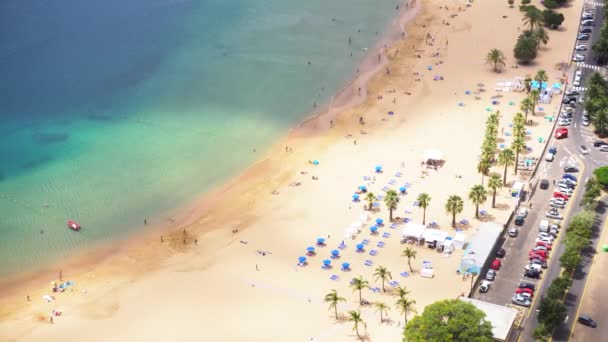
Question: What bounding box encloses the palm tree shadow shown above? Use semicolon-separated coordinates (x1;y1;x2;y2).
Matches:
494;203;511;211
478;213;496;222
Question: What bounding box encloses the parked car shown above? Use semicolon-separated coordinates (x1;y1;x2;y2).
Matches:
531;258;548;268
572;55;585;62
490;258;501;270
549;201;565;209
524;269;541;279
546;210;564;220
563;174;578;182
519;282;537;290
600;145;608;152
562;97;577;104
593;140;608;148
479;280;491;293
556;187;573;196
540;179;549;190
538;232;555;241
574;45;588;52
558;119;571;126
553;192;570;200
496;248;506;258
516;287;534;296
486;269;496;281
578;34;590;40
558;180;576;188
508;227;519;237
564;165;579;172
580;28;593;34
581;19;595;26
514;215;525;226
578;314;597;328
512;294;532;307
529;249;548;259
555;127;568;139
561;112;573;119
536;241;552;250
580;145;590;155
533;245;548;252
582;117;590;126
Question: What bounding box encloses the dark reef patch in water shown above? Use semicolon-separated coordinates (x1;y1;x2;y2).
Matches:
21;156;52;170
32;133;69;144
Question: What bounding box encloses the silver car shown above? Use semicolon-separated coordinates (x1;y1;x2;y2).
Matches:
486;269;496;281
512;294;532;307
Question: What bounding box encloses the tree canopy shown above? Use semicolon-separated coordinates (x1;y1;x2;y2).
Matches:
404;299;493;342
594;166;608;187
542;9;564;29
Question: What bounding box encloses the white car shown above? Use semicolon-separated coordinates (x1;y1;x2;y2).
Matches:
546;211;564;220
573;78;581;86
582;117;590;126
582;19;595;26
556;187;573;196
550;197;566;205
575;44;588;51
599;145;608;152
512;294;532;307
519;208;529;218
557;180;575;189
558;119;572;126
525;263;543;273
573;54;585;62
549;201;565;209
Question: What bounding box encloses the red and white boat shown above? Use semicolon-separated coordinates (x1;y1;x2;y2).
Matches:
67;220;81;231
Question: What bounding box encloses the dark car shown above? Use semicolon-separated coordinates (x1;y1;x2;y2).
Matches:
578;315;597;328
594;140;608;148
580;28;593;34
519;282;536;290
524;269;541;279
514;215;525;226
562;97;577;104
496;248;506;258
540;179;549;190
564;165;579;172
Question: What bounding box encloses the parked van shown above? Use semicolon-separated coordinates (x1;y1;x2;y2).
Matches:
545;152;555;162
539;220;549;233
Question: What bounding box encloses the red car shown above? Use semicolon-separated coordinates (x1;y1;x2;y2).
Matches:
555;127;568;139
490;258;501;270
553;192;570;200
536;241;553;250
529;249;548;259
516;287;534;295
529;252;548;261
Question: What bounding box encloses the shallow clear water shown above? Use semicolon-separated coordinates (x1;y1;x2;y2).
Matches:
0;0;402;276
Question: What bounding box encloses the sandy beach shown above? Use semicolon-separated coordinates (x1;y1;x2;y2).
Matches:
0;0;584;340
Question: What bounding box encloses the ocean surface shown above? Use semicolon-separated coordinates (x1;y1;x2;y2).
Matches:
0;0;403;277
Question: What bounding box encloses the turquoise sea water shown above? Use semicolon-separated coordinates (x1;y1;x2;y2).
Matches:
0;0;403;276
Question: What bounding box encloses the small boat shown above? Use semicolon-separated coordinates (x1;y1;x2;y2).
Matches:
67;220;81;231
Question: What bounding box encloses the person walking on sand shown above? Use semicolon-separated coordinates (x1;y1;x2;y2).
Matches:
256;264;259;271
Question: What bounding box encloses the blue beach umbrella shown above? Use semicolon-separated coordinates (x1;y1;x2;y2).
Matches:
323;259;332;266
376;218;384;225
307;246;315;253
370;226;378;233
388;111;395;115
552;82;562;89
399;186;406;194
352;193;360;201
298;256;307;263
341;262;350;270
356;243;364;251
313;160;319;165
331;250;340;257
317;237;326;245
541;82;548;89
375;165;383;172
358;185;367;191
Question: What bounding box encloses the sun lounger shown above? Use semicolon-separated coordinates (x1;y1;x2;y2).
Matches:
388;179;396;185
369;249;378;256
403;217;411;223
377;241;385;248
400;272;410;278
364;259;373;266
330;274;339;281
390;223;397;229
362;239;370;245
460;219;469;225
382;232;390;238
479;209;488;216
377;195;384;200
373;202;380;208
413;201;419;207
363;176;371;181
395;172;403;177
389;280;399;287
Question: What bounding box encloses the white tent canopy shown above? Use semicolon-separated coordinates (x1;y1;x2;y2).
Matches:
422;229;448;243
423;148;444;161
402;223;426;240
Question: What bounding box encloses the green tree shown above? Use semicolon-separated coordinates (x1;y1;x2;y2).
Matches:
347;310;366;340
384;189;399;221
350;276;369;304
534;69;548;84
560;248;581;274
324;289;346;320
365;192;376;211
593;37;608;64
514;34;538;63
374;266;392;292
417;193;431;225
537;297;567;331
529;89;540;116
547;276;571;299
520;97;534;122
394;286;410;300
498;148;516;185
401;247;417;272
521;0;531;5
374;302;390;323
485;49;506;72
591;106;608;136
396;297;417;325
487;173;502;208
534;27;550;48
522;6;543;31
593;166;608;187
511;135;526;175
533;323;550;341
469;185;488;219
542;9;565;29
404;299;493;342
445;195;464;227
543;0;559;9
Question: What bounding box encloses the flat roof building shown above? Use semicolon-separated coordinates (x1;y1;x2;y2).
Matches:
460;297;518;341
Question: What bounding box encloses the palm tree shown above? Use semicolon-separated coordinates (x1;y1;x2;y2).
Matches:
533;28;550;49
534;70;548;84
384;189;399;221
485;49;506;72
374;302;390;323
591;107;608;136
324;289;346;320
401;247;417;272
477;158;491;184
529;90;540;116
511;135;526;175
394;286;410;300
348;310;366;339
520;98;534;122
514;35;537;63
523;7;543;31
487;173;502;208
395;297;417;325
513;112;526;127
524;77;532;93
445;195;464;228
365;192;376;211
498;148;516;185
469;185;488;219
417;193;431;224
350;276;369;304
374;266;392;292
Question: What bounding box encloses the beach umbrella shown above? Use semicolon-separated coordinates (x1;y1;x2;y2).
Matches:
376;218;384;225
485;107;492;112
298;256;307;263
399;186;406;194
358;185;367;191
317;237;326;244
313;160;319;165
387;111;394;115
341;262;350;270
307;246;315;253
375;165;383;172
370;226;378;233
464;90;471;95
602;245;608;252
356;243;364;251
331;250;340;257
323;259;332;266
352;193;360;201
552;82;562;89
541;82;548;89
